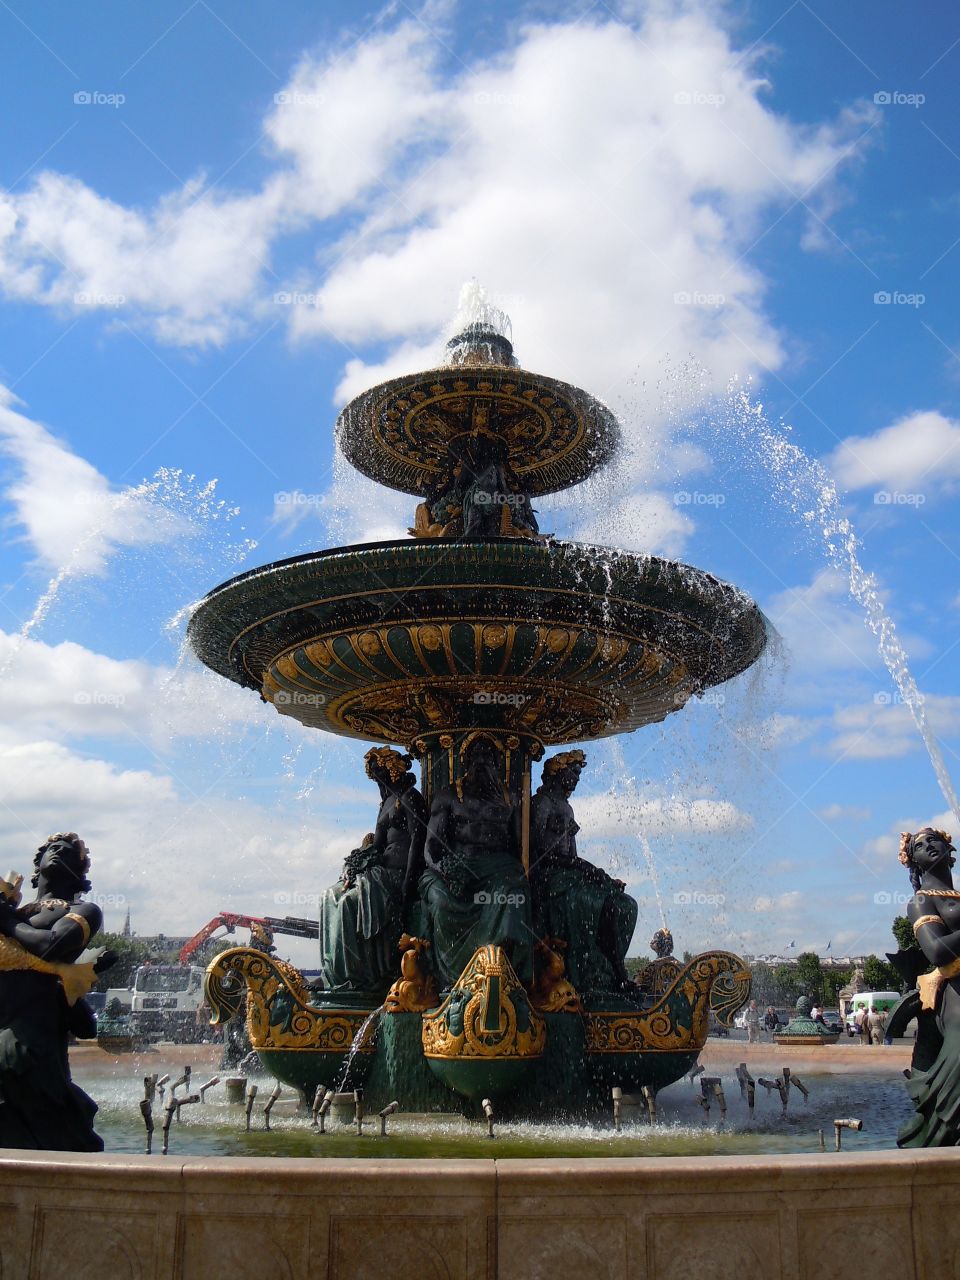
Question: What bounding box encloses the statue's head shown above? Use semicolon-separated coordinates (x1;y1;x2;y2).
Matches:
543;749;586;795
32;832;91;896
364;746;413;786
899;827;955;889
795;995;813;1018
649;928;674;958
461;735;506;801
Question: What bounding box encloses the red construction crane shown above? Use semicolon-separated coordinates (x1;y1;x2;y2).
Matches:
178;913;319;964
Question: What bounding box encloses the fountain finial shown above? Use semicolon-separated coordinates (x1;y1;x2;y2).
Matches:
446;281;516;368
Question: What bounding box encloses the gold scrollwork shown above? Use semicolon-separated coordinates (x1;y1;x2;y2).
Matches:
421;945;545;1061
585;951;751;1054
205;947;377;1054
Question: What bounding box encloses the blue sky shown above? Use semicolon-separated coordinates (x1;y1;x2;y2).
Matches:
0;0;958;965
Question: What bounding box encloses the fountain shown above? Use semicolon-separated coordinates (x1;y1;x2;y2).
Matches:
188;310;763;1114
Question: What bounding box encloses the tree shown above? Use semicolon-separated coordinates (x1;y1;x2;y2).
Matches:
863;954;900;991
793;952;824;1002
89;932;156;992
892;915;919;953
821;967;853;1008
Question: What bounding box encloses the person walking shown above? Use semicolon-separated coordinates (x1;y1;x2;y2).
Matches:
868;1007;884;1046
745;999;760;1043
856;1006;870;1045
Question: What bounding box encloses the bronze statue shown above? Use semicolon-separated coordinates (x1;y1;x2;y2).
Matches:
317;747;426;993
530;750;638;992
410;429;540;539
0;833;116;1150
898;827;960;1146
418;735;532;986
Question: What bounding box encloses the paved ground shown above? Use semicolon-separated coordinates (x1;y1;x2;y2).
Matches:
701;1036;912;1074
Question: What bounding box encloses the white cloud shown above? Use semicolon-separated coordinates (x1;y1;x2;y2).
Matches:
0;9;873;387
767;567;932;678
828;694;960;761
575;786;753;838
817;803;872;822
0;387;186;572
829;410;960;496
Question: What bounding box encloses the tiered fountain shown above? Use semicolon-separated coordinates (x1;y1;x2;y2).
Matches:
188;302;766;1115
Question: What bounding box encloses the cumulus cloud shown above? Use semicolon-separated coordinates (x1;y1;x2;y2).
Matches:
575;786;753;838
828;695;960;761
828;410;960;497
767;567;931;678
0;9;873;386
817;803;872;822
0;387;188;572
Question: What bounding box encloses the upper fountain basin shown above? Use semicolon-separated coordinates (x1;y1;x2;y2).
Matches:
336;362;621;498
187;539;767;747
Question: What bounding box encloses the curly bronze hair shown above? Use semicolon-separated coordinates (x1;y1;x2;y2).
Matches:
899;828;956;892
32;832;91;892
543;749;586;777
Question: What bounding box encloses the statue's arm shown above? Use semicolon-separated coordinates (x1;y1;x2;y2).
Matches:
402;790;428;898
1;901;102;963
908;895;960;967
424;795;451;870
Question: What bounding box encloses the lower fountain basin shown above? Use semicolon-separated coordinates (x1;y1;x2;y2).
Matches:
187;538;767;745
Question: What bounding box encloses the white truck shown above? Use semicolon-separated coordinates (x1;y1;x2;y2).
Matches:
128;963;207;1041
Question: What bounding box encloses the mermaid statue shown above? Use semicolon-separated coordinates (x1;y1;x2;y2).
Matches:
898;827;960;1147
317;747;427;993
0;832;116;1150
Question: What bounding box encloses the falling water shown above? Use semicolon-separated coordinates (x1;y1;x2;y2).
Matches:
637;835;668;932
719;384;960;826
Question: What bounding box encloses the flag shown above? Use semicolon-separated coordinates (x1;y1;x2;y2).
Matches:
786;940;796;949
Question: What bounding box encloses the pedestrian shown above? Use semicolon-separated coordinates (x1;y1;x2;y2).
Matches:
855;1006;870;1045
763;1006;779;1037
745;999;760;1043
868;1007;884;1046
